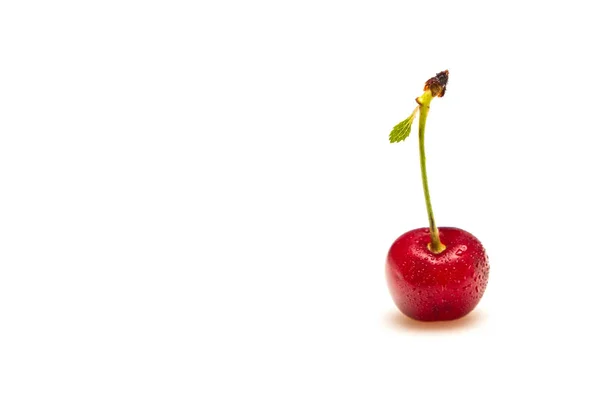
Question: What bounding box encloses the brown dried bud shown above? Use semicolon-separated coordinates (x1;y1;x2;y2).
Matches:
424;70;449;98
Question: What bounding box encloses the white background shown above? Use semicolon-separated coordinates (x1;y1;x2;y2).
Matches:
1;0;599;398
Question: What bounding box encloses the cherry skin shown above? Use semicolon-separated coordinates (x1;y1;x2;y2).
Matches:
386;227;489;321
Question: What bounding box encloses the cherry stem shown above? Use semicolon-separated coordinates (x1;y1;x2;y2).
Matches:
417;90;446;254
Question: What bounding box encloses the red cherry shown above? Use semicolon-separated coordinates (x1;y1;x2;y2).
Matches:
387;72;491;321
386;227;489;321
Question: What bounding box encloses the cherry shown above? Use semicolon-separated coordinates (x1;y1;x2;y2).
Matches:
386;70;490;321
386;227;489;321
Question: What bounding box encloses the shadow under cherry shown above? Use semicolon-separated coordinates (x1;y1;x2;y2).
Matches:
385;308;486;332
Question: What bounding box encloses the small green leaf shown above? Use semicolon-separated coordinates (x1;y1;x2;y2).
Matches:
389;111;416;143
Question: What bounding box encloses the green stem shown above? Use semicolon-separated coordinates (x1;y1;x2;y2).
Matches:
417;91;446;254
